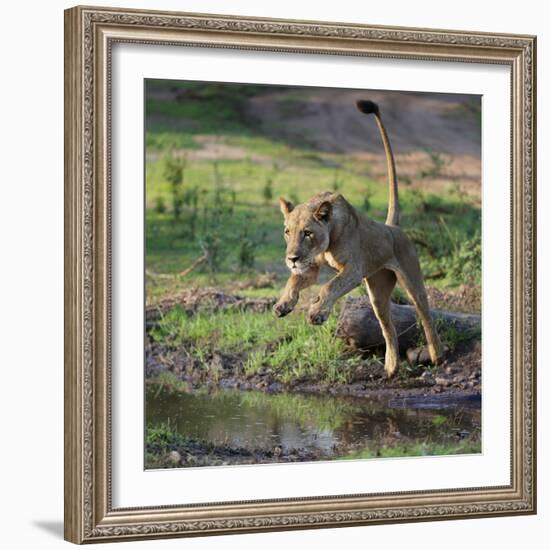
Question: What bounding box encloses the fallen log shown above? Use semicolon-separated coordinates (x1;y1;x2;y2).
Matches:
335;296;480;353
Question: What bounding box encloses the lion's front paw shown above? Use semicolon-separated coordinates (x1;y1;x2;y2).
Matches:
273;300;294;318
308;304;330;325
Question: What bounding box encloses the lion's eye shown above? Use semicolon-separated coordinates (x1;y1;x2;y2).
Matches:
304;230;313;238
284;228;290;235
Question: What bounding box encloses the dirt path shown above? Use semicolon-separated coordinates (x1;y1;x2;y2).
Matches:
245;89;481;156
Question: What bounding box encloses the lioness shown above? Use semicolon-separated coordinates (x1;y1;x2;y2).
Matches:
274;99;444;377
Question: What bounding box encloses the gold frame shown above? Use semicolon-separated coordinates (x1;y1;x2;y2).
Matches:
64;5;537;544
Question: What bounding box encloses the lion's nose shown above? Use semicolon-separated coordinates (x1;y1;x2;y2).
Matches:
287;255;300;264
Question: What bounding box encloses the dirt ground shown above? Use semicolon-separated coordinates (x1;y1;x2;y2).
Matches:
146;437;336;469
246;89;481;157
145;288;481;402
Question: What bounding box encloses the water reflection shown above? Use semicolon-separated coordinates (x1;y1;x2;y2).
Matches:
146;387;481;456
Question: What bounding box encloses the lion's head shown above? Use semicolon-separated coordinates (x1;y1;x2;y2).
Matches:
278;193;334;275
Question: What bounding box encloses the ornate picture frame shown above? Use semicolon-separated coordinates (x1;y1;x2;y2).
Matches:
64;5;536;544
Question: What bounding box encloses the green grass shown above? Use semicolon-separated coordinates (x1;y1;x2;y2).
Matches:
148;371;191;394
150;307;367;385
145;421;190;455
341;439;481;460
144;82;481;293
145;152;481;288
434;319;482;353
146;131;200;151
145;80;270;136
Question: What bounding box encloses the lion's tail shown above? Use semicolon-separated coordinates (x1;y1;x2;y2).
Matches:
356;100;400;226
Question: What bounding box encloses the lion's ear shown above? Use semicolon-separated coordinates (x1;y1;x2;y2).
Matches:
279;197;294;218
314;201;332;223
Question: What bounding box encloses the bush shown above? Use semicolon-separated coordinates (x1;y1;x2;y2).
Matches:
162;152;188;221
262;176;274;204
444;232;482;285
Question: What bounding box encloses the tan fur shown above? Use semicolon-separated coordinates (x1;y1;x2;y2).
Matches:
274;192;444;377
274;100;444;377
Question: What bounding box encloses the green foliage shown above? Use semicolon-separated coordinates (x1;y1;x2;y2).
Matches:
289;191;300;206
332;169;343;192
154;196;167;214
237;225;267;272
443;231;482;286
150;371;190;394
162;152;187;222
145;80;268;135
434;318;482;353
390;287;409;305
432;415;447;427
362;185;373;212
453;98;482;129
262;176;274;204
182;186;200;238
397;360;430;380
201;232;223;275
146;132;199;151
151;308;364;386
341;438;481;460
145;421;189;454
162;152;186;187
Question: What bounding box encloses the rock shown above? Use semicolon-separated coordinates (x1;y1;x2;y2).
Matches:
419;370;435;385
168;451;181;465
352;365;368;382
435;377;451;387
406;346;431;366
266;382;283;393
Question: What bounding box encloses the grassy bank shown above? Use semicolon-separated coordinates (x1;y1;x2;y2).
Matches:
149;302;481;387
341;439;481;460
151;306;364;386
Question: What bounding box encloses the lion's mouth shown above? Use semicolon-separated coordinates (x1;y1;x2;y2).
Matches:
287;261;311;275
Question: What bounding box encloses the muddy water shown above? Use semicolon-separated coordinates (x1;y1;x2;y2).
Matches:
146;386;481;458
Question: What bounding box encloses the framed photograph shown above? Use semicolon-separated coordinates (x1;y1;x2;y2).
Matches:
64;5;537;544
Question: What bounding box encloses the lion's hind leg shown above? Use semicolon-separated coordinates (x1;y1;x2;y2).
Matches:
394;262;444;365
365;269;400;378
